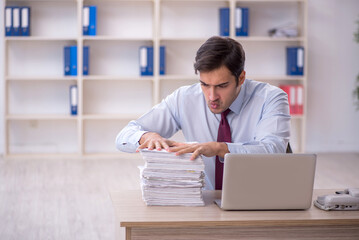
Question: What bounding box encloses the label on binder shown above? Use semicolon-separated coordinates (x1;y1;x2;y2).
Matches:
12;7;20;36
70;85;78;115
20;7;30;36
297;48;304;68
5;7;12;36
83;7;89;35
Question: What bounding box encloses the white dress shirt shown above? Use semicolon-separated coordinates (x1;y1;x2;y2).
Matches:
116;79;291;189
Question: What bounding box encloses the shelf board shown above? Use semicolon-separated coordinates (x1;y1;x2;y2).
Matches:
238;0;305;2
160;37;305;42
6;114;78;120
160;75;198;81
83;75;154;81
235;36;305;42
6;76;78;81
5;36;77;41
83;36;153;41
83;114;141;120
159;75;304;82
291;115;305;120
248;75;305;81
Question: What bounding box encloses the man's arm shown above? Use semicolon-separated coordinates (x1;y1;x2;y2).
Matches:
116;89;182;153
169;88;290;158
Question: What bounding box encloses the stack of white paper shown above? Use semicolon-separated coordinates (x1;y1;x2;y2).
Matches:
139;149;205;206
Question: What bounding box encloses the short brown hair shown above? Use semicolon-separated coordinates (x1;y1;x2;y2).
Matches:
194;36;245;85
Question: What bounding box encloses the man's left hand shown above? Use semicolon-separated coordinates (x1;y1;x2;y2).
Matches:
169;142;229;160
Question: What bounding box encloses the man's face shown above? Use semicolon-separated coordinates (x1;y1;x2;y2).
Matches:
199;66;245;114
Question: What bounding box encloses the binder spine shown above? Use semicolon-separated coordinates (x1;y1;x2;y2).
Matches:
219;8;230;37
160;46;166;75
5;7;13;36
64;46;71;76
83;46;89;75
147;47;154;76
236;7;249;36
12;7;20;36
280;85;297;115
20;7;30;36
69;85;78;116
70;46;78;76
83;6;90;35
140;46;148;76
296;85;303;115
89;6;97;36
286;47;304;76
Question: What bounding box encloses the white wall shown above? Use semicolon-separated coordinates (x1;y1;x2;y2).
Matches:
306;0;359;152
0;0;4;155
0;0;358;155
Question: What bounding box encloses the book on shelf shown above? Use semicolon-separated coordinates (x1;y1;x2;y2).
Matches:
139;149;205;206
20;7;30;36
69;85;78;116
139;46;166;76
83;6;97;36
4;6;31;36
83;46;89;76
280;84;303;115
160;46;166;75
235;7;249;37
286;46;304;76
12;7;20;36
5;7;13;36
64;46;90;76
219;8;230;37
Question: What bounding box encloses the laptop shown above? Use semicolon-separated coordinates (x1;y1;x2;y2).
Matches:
214;153;317;210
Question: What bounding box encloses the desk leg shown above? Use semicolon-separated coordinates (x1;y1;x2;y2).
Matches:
126;227;132;240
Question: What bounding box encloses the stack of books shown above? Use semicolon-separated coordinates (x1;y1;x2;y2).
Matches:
140;149;205;206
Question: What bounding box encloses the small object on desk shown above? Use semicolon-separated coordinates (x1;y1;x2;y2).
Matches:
314;188;359;211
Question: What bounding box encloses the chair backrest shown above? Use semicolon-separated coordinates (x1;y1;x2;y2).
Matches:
286;143;293;153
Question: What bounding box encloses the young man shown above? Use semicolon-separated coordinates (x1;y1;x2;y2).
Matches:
116;36;291;190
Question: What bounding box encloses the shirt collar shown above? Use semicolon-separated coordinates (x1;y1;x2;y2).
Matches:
229;79;247;115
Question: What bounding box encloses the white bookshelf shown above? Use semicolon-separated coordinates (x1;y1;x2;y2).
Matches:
3;0;307;157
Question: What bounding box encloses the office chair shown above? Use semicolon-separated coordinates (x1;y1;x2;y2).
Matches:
286;143;293;153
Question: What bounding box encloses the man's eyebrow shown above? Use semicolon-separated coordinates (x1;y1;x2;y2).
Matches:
199;80;208;85
199;80;230;87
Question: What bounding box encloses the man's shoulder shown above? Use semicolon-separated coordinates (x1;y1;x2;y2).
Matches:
245;79;284;97
172;82;202;97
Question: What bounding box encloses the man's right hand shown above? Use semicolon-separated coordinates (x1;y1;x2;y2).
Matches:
137;132;178;152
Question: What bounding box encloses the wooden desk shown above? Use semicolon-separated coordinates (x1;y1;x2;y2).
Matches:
110;189;359;240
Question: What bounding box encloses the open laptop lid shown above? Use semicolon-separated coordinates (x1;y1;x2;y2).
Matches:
218;153;316;210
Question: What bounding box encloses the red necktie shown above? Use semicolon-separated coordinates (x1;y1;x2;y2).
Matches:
215;109;231;190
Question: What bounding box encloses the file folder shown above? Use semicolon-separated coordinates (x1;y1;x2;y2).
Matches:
83;6;97;36
5;7;13;36
160;46;166;75
219;8;230;37
12;7;21;36
64;46;78;76
83;46;89;75
286;47;304;75
235;7;249;37
140;46;148;76
280;85;296;115
296;85;303;115
69;85;78;116
70;46;78;76
83;6;90;35
64;46;71;76
20;7;30;36
139;46;154;76
147;47;153;76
